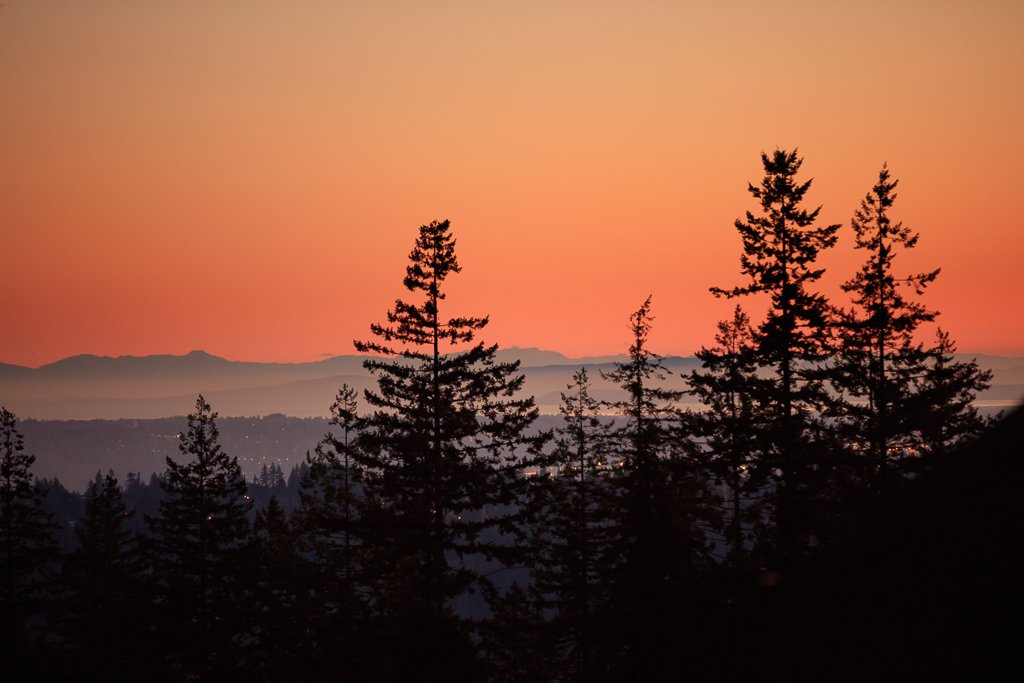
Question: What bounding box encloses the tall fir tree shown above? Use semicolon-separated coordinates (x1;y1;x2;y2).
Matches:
712;148;841;559
600;297;711;680
687;305;769;567
299;384;362;592
831;165;942;490
352;219;538;680
292;384;371;676
526;368;614;681
61;470;149;681
147;395;252;681
241;495;319;682
0;407;56;673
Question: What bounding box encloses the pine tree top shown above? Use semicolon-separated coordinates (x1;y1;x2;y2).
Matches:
712;147;841;301
601;296;683;417
355;219;488;358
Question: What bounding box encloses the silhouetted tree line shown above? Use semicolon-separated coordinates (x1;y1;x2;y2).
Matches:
0;152;1001;681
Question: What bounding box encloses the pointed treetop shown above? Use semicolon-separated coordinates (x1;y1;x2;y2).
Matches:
355;218;488;358
403;219;460;297
628;295;655;360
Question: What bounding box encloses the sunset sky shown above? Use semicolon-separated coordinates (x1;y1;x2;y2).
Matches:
2;0;1022;367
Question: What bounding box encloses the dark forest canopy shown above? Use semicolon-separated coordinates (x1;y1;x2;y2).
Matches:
1;152;1015;682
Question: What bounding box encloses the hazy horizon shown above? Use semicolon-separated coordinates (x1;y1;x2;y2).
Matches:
3;346;1021;421
5;343;1024;372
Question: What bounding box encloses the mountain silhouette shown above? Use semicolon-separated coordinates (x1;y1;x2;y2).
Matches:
1;349;1018;420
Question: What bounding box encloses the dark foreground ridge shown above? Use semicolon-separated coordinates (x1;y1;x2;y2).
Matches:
727;405;1024;681
2;407;1020;681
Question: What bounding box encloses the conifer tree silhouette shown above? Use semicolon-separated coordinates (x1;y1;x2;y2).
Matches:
296;385;363;587
0;407;56;670
688;305;769;565
712;148;841;559
62;470;148;681
600;297;711;679
912;329;993;458
318;384;361;588
353;219;538;680
148;395;252;680
526;368;613;681
292;383;370;675
829;165;992;494
830;165;941;489
242;495;315;682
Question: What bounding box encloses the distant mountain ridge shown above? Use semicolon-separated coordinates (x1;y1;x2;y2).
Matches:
1;347;1020;420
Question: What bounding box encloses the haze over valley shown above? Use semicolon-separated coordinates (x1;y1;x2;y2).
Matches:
4;348;1019;491
4;347;1021;421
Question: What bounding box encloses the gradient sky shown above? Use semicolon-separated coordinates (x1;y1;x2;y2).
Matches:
2;0;1022;367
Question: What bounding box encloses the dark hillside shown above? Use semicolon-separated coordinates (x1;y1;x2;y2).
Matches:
726;407;1024;680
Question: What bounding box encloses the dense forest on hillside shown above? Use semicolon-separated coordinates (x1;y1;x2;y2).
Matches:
2;152;1012;681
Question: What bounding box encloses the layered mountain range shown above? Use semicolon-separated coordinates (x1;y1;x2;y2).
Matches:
0;348;681;419
4;348;1021;490
2;348;1021;420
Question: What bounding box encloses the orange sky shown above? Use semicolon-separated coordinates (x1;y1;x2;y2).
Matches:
2;0;1022;367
